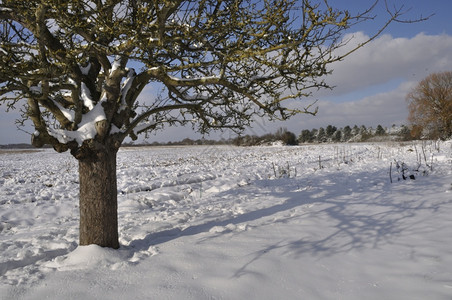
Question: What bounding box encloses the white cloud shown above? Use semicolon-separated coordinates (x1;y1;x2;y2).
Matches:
260;32;452;134
246;32;452;135
320;32;452;96
256;80;415;135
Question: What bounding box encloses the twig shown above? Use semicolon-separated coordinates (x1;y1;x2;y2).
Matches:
430;154;434;171
389;162;393;183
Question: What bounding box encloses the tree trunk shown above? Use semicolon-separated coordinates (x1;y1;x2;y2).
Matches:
78;147;119;249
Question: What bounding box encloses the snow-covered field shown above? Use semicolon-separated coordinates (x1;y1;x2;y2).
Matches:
1;141;451;299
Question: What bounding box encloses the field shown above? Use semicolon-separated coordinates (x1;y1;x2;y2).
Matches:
1;142;451;299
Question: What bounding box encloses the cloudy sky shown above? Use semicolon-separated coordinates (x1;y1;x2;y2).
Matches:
1;0;452;144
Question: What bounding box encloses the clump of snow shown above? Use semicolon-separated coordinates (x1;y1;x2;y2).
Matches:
67;78;77;87
80;82;94;110
54;101;75;122
79;63;91;76
119;68;135;112
45;245;128;271
0;142;451;299
29;85;42;95
48;94;106;145
131;121;156;136
110;55;122;74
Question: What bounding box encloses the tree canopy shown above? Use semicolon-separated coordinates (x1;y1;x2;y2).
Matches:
0;0;407;157
407;71;452;140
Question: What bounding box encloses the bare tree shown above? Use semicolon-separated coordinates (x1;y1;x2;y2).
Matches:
407;71;452;140
1;0;412;248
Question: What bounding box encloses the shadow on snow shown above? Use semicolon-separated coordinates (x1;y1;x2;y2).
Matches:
126;169;450;262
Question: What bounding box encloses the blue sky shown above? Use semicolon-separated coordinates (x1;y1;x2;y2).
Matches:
1;0;452;144
337;0;450;36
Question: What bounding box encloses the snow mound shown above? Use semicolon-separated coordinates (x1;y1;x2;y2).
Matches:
45;244;160;271
46;245;125;271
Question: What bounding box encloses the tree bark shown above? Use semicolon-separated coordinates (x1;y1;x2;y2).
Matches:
78;147;119;249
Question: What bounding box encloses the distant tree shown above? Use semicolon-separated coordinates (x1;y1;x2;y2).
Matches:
275;127;297;145
398;125;413;141
332;129;342;142
407;71;452;140
375;124;386;136
299;129;313;143
342;125;352;141
282;131;297;145
326;125;337;138
181;138;195;145
317;127;326;143
260;133;277;144
275;127;288;140
0;0;417;248
243;135;259;146
351;125;360;136
310;128;319;143
232;136;244;146
359;125;370;141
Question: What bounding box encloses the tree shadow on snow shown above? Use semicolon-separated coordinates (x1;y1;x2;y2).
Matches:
127;168;451;263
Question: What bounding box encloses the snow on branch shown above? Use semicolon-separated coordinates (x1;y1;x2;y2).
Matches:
48;98;107;146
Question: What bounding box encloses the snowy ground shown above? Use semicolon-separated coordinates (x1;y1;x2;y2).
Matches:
0;141;451;299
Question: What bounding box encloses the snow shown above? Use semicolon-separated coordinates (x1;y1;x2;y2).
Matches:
80;82;94;110
0;141;451;299
168;74;219;83
132;121;156;135
28;85;42;95
47;96;106;145
110;55;122;74
79;63;91;76
54;101;75;122
119;68;135;111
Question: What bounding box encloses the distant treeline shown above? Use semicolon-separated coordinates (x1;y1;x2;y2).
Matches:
230;124;414;146
1;124;415;149
297;124;413;144
0;143;37;149
125;124;414;147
